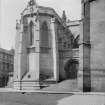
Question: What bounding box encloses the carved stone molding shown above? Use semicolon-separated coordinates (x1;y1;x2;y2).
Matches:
82;0;96;3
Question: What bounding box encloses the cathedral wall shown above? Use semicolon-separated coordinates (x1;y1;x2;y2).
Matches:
57;25;66;80
90;0;105;91
14;22;28;81
20;22;29;79
39;16;54;79
14;26;20;81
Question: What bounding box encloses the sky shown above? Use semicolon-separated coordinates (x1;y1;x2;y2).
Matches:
0;0;81;50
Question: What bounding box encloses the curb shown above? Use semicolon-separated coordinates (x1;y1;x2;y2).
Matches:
0;88;105;96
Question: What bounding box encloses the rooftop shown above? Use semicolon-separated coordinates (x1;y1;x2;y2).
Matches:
0;48;14;55
67;20;81;27
20;0;67;28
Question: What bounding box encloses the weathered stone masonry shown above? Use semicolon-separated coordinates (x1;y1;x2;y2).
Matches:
78;0;105;92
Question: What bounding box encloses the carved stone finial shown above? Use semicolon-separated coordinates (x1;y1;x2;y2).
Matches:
16;20;20;29
62;10;67;23
29;0;37;6
16;19;19;23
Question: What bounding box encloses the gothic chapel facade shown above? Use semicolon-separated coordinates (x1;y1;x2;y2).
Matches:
14;0;73;90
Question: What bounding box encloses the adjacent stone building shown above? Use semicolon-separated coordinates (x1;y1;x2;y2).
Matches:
14;0;72;90
0;48;14;87
78;0;105;92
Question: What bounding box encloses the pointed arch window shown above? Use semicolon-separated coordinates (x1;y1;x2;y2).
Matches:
40;21;49;47
29;21;34;45
40;21;49;53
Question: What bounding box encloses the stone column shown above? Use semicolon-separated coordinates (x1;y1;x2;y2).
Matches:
14;19;24;90
34;20;40;82
78;1;91;92
51;18;59;81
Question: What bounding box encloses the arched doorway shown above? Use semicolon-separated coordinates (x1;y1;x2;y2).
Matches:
64;59;79;79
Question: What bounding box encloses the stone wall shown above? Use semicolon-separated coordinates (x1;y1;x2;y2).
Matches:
90;0;105;91
78;1;91;92
79;0;105;92
39;16;54;79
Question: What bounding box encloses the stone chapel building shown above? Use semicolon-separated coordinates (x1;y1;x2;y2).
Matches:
14;0;73;90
